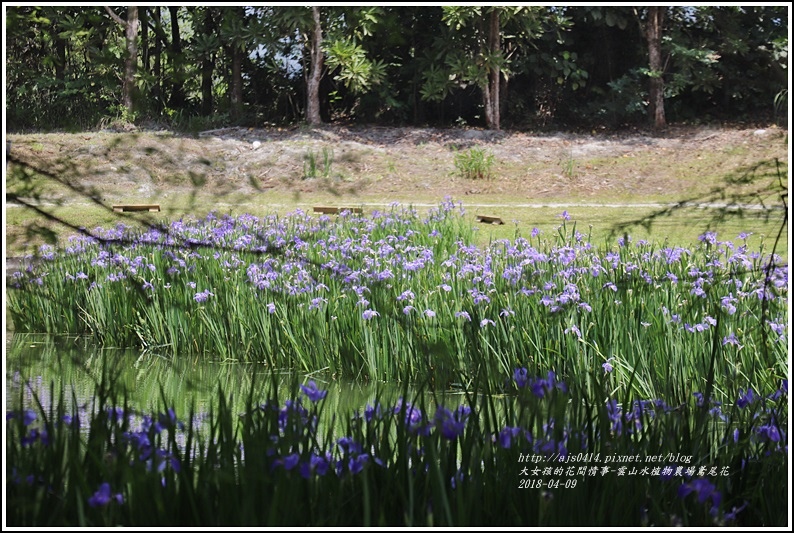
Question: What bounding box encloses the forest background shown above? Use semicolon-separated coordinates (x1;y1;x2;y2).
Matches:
5;5;789;133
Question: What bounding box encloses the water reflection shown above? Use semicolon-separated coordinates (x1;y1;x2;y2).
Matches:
5;333;467;420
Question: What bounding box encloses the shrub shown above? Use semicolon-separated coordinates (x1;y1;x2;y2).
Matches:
303;147;334;179
454;147;495;180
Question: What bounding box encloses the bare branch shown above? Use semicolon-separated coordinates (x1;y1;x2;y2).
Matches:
104;5;127;27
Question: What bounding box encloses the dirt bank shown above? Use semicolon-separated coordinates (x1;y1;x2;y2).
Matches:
7;123;788;204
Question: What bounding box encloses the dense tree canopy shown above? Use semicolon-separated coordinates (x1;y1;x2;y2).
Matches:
4;5;789;131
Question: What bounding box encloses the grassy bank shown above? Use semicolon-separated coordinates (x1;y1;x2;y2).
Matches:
6;195;788;260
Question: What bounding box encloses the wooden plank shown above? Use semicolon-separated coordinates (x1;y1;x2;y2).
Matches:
112;204;160;212
197;127;238;137
475;214;504;225
313;206;363;215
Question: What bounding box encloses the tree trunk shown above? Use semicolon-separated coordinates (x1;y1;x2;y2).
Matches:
500;75;508;124
646;7;666;129
168;6;185;109
152;8;162;113
306;6;324;126
140;7;148;72
53;30;66;83
230;46;243;120
483;7;502;130
123;7;139;115
490;8;502;130
227;7;245;121
104;6;138;116
201;10;215;116
411;13;421;125
201;55;214;116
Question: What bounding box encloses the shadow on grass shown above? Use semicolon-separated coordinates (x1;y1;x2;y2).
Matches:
607;157;787;254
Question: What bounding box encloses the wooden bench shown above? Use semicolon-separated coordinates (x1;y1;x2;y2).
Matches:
313;206;363;215
476;214;504;225
112;204;161;212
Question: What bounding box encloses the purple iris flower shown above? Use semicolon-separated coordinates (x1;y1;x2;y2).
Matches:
364;403;382;423
434;405;469;440
21;427;49;447
756;424;781;443
513;368;529;388
348;454;369;475
362;309;380;320
22;410;37;426
530;371;568;398
311;452;332;476
300;380;328;403
769;379;787;401
722;332;740;346
693;392;705;408
283;453;300;471
337;436;363;455
193;289;214;303
455;311;471;322
677;478;722;516
737;388;756;409
724;501;748;523
88;483;124;507
498;426;521;448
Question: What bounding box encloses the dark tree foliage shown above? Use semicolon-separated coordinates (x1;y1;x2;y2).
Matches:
5;5;788;131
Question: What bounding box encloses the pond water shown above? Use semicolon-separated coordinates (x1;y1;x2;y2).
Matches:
5;332;469;423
